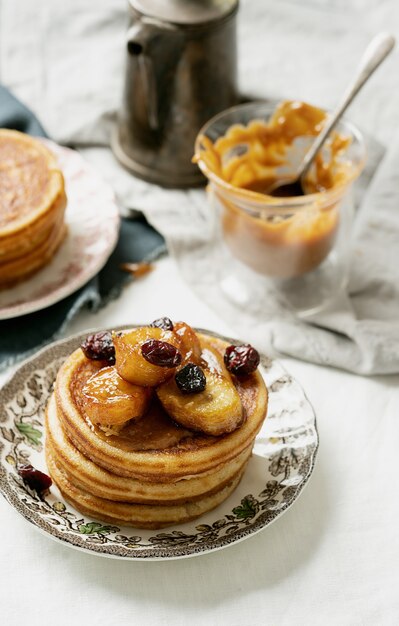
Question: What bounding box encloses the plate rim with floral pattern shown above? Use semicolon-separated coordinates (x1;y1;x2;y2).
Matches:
0;139;120;320
0;327;319;560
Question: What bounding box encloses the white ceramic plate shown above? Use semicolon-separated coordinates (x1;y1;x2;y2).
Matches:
0;139;120;320
0;328;318;560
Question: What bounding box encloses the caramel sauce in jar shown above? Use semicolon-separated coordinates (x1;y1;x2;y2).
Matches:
196;101;356;279
220;193;340;278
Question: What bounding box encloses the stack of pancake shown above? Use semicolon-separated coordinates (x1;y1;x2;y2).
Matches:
45;332;268;529
0;129;67;289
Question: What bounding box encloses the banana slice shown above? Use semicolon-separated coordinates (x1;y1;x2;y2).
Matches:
157;367;243;436
173;321;202;365
81;366;151;426
114;327;181;387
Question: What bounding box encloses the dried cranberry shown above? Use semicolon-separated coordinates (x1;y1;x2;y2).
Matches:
81;331;115;364
175;363;206;394
17;464;52;494
141;340;182;367
150;317;174;331
224;344;260;376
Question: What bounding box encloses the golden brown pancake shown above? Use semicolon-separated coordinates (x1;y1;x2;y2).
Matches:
54;335;267;481
0;218;67;288
46;393;253;504
46;451;245;529
0;187;66;262
46;332;268;528
0;129;67;288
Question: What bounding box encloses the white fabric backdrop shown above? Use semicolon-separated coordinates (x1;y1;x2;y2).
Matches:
3;0;399;374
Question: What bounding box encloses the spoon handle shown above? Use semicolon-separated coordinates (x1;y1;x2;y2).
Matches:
301;32;395;179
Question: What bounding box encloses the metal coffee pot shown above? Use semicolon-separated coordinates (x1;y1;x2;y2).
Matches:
112;0;239;187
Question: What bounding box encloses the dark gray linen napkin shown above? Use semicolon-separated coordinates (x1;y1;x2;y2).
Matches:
0;86;166;372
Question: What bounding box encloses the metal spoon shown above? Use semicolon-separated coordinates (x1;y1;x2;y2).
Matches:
268;32;395;197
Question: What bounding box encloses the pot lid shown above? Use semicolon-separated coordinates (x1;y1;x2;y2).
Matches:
128;0;238;26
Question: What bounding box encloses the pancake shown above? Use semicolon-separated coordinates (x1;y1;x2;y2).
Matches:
54;334;267;481
0;186;66;262
0;217;67;288
47;330;268;528
46;450;245;529
0;129;64;234
46;392;253;504
0;129;67;288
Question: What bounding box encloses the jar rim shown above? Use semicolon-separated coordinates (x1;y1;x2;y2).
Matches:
194;100;367;212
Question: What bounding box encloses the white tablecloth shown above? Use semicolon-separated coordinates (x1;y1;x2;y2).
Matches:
1;0;399;623
1;256;398;625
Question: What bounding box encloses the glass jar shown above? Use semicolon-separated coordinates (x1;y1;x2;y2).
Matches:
194;102;366;316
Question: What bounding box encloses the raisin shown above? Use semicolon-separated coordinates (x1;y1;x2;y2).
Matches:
81;331;115;364
150;317;174;331
175;362;206;394
141;339;182;367
17;464;52;494
224;344;260;376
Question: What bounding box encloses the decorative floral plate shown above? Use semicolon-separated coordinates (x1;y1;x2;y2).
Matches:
0;328;318;560
0;139;120;320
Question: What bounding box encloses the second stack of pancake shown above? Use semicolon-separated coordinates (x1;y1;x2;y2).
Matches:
0;129;67;289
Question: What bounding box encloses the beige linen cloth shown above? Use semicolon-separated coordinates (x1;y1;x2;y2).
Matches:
1;0;399;374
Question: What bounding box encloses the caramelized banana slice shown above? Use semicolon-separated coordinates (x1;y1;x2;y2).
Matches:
157;369;243;436
114;327;181;386
173;321;202;365
81;366;151;426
